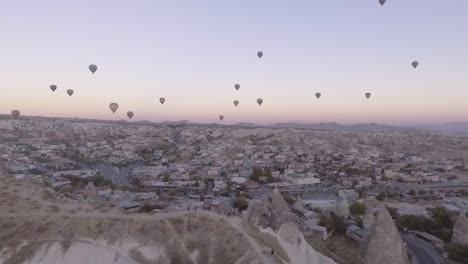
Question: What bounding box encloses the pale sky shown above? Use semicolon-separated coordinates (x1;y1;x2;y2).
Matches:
1;0;468;125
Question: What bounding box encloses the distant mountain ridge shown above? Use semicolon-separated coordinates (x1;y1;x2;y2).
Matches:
1;114;468;134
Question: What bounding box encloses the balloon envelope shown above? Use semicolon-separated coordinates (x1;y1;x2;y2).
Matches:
109;103;119;113
219;115;224;121
365;92;371;99
257;51;263;59
379;0;386;6
159;98;166;104
11;110;20;118
233;100;239;107
412;61;419;69
315;92;321;99
50;85;57;92
89;64;98;74
127;111;134;119
234;84;240;91
66;89;74;96
257;98;263;106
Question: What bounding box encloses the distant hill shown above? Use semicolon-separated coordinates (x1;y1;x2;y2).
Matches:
3;114;466;134
269;122;421;132
417;122;468;135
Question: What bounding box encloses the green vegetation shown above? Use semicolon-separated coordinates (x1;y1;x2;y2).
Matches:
446;243;468;263
408;189;416;195
386;206;399;219
250;166;276;183
349;202;366;216
283;195;296;205
140;203;165;213
233;197;249;212
319;212;346;235
376;192;386;201
69;175;113;188
396;207;454;242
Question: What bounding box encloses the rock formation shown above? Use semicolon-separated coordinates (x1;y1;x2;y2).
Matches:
362;207;410;264
83;182;98;199
277;223;336;264
452;211;468;244
362;196;382;230
244;188;296;231
335;198;350;218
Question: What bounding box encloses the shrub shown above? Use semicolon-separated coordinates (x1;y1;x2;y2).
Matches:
349;202;366;216
376;192;386;201
233;197;249;212
447;243;468;263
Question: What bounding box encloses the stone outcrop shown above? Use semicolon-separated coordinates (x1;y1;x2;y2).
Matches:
244;188;296;231
363;206;409;264
335;198;350;218
362;197;382;230
83;182;98;199
452;211;468;244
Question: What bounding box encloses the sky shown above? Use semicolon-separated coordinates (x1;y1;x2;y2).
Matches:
1;0;468;125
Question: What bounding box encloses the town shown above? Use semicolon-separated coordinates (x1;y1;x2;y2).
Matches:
1;116;468;263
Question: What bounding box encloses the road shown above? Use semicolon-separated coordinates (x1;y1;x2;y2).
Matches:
394;181;468;191
402;234;444;264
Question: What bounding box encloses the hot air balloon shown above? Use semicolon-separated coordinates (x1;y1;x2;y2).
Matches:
257;51;263;59
66;89;74;96
379;0;386;6
50;85;57;92
257;98;263;106
127;111;134;119
365;92;372;99
89;64;98;74
234;84;240;91
11;110;20;118
233;100;239;107
315;92;321;99
219;115;224;121
412;61;419;69
109;103;119;113
159;98;166;105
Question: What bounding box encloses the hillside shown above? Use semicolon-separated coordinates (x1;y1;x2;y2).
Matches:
0;177;335;264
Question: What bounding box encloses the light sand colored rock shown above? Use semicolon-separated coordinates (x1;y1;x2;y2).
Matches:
452;211;468;244
363;207;409;264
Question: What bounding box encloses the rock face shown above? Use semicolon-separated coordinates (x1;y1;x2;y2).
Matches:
83;182;98;199
244;188;296;231
293;196;305;213
338;190;359;202
452;212;468;244
363;207;410;264
0;212;336;264
335;198;350;218
276;223;336;264
362;197;381;231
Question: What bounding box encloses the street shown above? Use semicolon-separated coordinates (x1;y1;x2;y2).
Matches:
402;233;444;264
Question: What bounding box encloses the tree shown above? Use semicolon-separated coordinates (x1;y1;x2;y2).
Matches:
162;174;170;182
447;243;468;263
319;212;346;235
408;189;416;195
233;197;249;212
386;206;399;219
284;195;296;205
376;192;386;201
429;207;454;230
330;212;346;235
349;202;366;216
418;190;427;195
